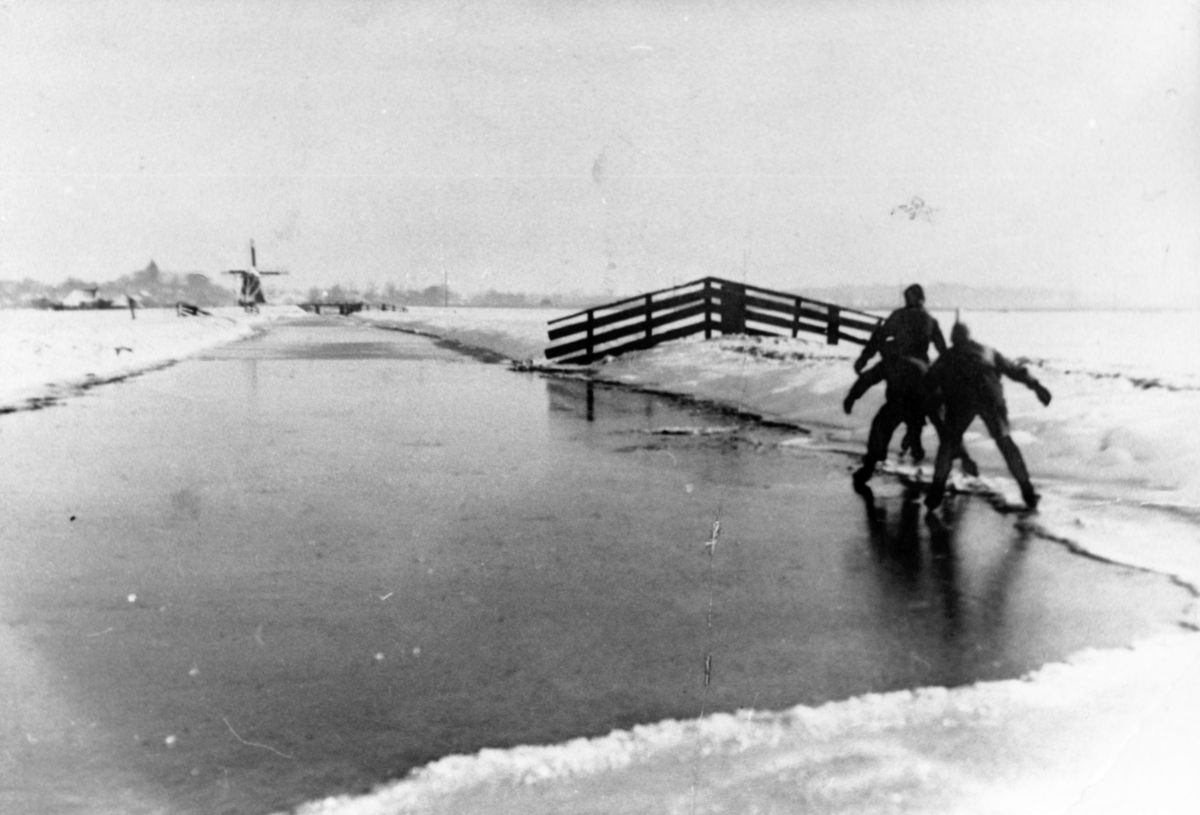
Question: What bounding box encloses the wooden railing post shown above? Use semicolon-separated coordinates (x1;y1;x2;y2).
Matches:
826;305;840;345
792;296;801;338
720;282;746;335
704;279;713;339
645;293;653;344
586;309;595;362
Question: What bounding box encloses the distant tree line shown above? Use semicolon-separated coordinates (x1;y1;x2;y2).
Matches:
302;281;573;309
1;262;609;311
0;260;236;309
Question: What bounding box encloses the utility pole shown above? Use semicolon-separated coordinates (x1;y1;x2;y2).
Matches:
439;244;448;308
436;186;448;308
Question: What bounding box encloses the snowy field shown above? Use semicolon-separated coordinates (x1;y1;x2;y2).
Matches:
4;304;1200;814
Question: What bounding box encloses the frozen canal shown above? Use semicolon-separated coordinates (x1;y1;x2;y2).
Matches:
0;318;1189;815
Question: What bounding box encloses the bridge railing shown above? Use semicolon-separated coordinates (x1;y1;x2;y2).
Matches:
545;277;881;365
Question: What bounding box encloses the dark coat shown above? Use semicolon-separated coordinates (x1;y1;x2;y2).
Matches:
857;305;947;370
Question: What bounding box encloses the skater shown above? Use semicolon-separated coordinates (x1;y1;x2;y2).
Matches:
923;322;1052;511
845;350;930;484
853;283;947;372
846;284;949;485
845;354;979;479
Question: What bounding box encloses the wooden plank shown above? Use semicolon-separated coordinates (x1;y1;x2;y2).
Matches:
796;304;835;322
739;279;879;324
546;289;706;340
587;320;708;361
546;302;708;359
745;309;827;334
743;292;799;316
789;322;871;346
839;314;880;333
547;278;712;325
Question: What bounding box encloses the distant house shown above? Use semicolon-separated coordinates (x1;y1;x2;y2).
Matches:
60;288;98;308
58;288;114;309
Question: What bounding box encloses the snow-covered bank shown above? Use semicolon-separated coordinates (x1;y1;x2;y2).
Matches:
294;633;1200;815
0;306;304;411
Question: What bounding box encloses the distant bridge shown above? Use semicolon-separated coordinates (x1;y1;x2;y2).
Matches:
299;302;404;316
545;277;882;366
299;302;365;316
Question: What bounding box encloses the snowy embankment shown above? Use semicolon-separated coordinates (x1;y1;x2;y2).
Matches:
4;304;1200;813
0;306;304;411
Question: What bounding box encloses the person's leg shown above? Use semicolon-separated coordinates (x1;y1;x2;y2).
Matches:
981;409;1038;508
926;409;975;509
891;359;928;462
995;434;1037;507
958;446;980;477
927;394;977;477
901;401;926;462
856;398;904;485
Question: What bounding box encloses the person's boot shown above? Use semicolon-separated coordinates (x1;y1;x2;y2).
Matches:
1020;482;1040;510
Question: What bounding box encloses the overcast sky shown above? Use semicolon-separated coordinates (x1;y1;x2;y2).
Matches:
2;0;1197;305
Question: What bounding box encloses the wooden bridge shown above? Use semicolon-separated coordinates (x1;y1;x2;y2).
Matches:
545;277;881;365
301;302;369;316
301;302;405;316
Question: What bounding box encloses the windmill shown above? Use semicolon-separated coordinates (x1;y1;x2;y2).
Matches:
227;240;286;312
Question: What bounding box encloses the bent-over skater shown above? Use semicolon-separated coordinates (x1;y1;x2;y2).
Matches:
923;322;1052;511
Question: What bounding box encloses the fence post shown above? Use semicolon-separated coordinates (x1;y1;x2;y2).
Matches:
645;293;653;346
826;305;840;345
792;297;801;338
704;280;713;339
720;282;746;335
586;309;595;362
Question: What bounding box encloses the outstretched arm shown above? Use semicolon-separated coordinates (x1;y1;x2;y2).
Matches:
854;329;881;373
855;313;896;373
997;352;1052;406
844;363;886;413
